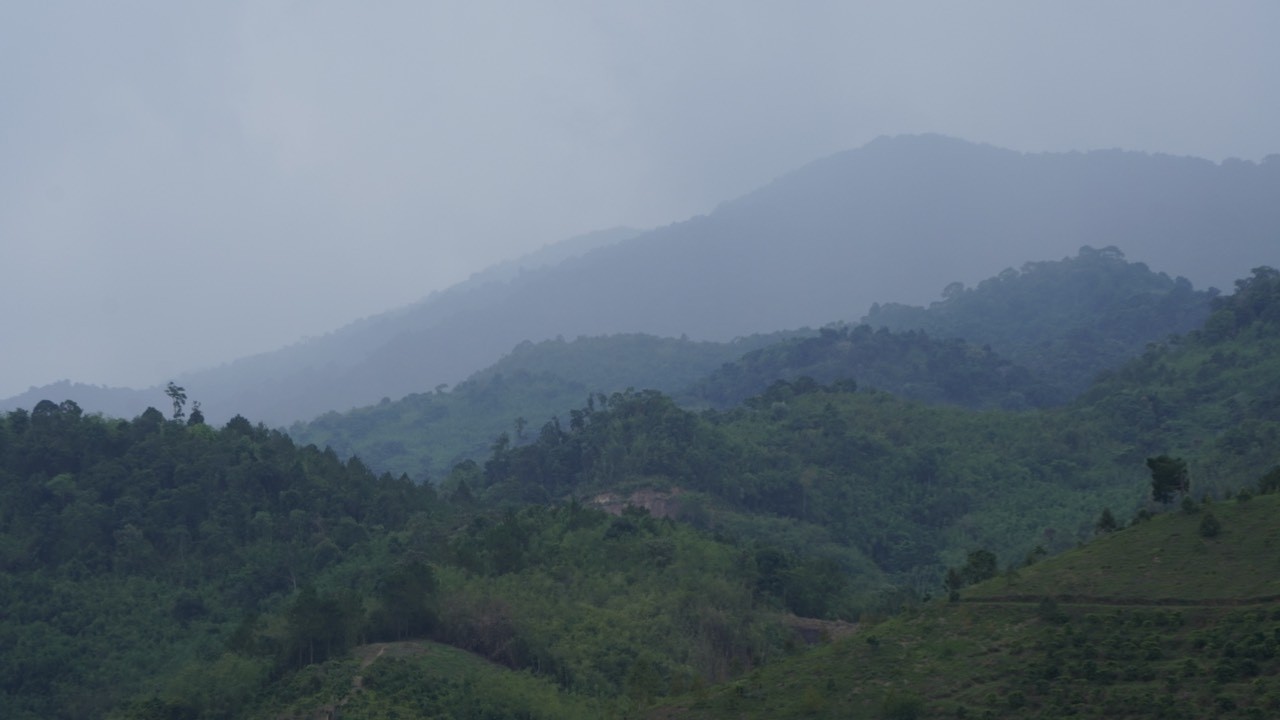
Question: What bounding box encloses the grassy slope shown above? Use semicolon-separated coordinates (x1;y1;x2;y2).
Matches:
261;640;603;719
967;495;1280;602
655;492;1280;719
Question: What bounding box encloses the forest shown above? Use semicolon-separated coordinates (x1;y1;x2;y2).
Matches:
291;247;1211;479
2;259;1278;718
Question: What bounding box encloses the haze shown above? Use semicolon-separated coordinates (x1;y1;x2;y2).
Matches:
3;1;1278;400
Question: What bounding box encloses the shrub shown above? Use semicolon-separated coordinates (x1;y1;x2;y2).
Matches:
1199;511;1222;538
880;691;923;720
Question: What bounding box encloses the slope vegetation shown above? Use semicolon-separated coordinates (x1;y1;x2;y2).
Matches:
658;491;1280;720
0;404;827;719
297;249;1211;482
290;332;802;479
863;245;1211;398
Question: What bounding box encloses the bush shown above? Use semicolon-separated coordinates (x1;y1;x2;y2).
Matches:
1037;598;1067;624
1199;512;1222;538
1257;466;1280;494
880;691;923;720
1095;508;1119;533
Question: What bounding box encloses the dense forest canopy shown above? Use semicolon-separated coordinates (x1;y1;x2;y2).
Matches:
863;245;1212;398
0;403;848;718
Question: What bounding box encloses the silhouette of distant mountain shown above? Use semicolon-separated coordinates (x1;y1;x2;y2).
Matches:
8;135;1278;424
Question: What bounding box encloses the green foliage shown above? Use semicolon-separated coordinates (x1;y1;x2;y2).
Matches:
959;550;998;585
684;324;1053;410
965;493;1280;601
0;405;431;717
292;261;1275;625
290;332;796;480
1257;466;1280;494
477;377;1166;600
7;263;1280;719
368;557;438;641
1079;266;1280;500
0;403;811;717
880;691;924;719
663;496;1280;720
1148;455;1190;504
471;332;802;398
1096;508;1119;533
863;245;1211;399
164;381;187;421
315;644;601;720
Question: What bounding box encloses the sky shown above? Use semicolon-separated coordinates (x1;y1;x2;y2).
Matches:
2;1;1279;398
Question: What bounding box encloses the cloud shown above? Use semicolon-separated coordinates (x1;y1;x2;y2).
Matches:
1;0;1278;397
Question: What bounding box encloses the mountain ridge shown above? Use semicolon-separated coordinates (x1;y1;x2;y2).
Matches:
8;134;1278;425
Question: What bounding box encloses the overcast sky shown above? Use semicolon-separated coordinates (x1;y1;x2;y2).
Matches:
2;1;1278;398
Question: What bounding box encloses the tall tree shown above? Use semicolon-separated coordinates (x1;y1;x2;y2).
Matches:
165;382;188;421
1147;455;1190;504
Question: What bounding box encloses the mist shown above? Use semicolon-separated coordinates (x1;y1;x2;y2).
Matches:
3;1;1278;399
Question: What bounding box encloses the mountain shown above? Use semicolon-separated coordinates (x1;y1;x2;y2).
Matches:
293;250;1212;483
289;331;804;480
0;227;641;425
0;381;158;425
861;245;1212;399
9;135;1279;426
324;137;1274;426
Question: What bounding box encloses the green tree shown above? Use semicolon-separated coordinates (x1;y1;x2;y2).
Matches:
1258;466;1280;494
944;567;965;601
165;382;188;421
1199;511;1222;538
1147;455;1189;504
187;401;205;426
282;585;355;668
372;558;438;640
960;550;998;586
1095;507;1119;533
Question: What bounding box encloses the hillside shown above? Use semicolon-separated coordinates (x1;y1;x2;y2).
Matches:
290;332;803;479
657;491;1280;720
684;325;1055;411
295;250;1213;482
1075;265;1280;497
10;135;1278;426
0;403;829;719
286;266;1280;599
465;265;1279;590
862;245;1211;398
467;332;807;395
